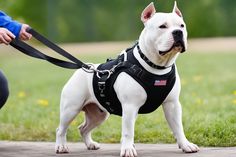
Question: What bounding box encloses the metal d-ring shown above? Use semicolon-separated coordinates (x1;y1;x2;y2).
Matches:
96;69;111;79
82;64;112;79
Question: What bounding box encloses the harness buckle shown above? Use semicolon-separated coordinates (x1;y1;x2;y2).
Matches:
98;81;106;97
98;81;105;90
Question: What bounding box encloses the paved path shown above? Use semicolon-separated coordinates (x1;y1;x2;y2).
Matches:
0;141;235;157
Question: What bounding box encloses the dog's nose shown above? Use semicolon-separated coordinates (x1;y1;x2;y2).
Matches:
172;30;183;40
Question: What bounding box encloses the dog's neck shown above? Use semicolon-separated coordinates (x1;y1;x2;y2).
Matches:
133;46;173;75
138;30;179;74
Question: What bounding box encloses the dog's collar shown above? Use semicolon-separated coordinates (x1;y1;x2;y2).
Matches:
137;44;171;70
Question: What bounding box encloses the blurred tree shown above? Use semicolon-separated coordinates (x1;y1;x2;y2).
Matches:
47;0;58;40
217;0;236;36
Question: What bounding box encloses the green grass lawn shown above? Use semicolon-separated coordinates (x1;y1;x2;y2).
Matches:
0;50;236;147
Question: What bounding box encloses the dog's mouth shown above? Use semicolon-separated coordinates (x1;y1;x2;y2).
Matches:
159;40;185;56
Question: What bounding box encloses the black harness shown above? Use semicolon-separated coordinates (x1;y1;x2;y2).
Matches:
93;44;176;116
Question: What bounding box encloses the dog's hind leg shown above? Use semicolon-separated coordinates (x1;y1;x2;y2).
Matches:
55;97;81;154
79;103;108;150
55;70;89;154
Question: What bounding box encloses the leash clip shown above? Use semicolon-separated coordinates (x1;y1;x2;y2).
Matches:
82;64;96;73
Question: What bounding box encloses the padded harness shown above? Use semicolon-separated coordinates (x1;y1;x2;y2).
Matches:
93;44;176;116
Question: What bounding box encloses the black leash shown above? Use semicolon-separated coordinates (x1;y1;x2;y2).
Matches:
10;28;90;70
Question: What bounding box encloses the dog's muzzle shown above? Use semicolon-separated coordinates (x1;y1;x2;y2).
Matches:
159;30;186;56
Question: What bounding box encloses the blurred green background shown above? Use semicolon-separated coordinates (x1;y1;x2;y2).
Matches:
0;0;235;42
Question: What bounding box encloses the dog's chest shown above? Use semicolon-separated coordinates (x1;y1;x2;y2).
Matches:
92;47;176;116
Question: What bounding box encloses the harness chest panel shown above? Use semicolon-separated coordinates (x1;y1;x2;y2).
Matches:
93;47;176;116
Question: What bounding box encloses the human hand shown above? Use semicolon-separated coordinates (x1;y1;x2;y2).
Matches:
0;27;15;45
19;24;32;41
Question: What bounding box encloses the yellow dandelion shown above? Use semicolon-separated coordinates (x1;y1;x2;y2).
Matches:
193;75;203;82
37;99;49;107
71;120;77;126
233;90;236;96
196;98;203;105
233;99;236;105
18;91;26;98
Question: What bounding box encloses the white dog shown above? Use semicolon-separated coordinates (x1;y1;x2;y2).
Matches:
55;2;199;157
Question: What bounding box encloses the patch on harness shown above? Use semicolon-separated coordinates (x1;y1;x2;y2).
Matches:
154;80;167;86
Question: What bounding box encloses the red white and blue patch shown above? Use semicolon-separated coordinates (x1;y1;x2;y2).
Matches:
154;80;167;86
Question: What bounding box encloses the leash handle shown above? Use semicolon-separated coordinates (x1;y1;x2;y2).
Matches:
10;39;82;69
26;27;90;69
9;28;90;69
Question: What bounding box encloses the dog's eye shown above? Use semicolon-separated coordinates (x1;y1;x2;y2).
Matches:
180;24;185;28
159;24;167;29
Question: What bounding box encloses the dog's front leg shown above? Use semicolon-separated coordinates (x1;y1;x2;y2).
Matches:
114;73;146;157
120;105;138;157
162;100;199;153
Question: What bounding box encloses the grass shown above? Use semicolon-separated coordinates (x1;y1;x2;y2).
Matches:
0;49;236;147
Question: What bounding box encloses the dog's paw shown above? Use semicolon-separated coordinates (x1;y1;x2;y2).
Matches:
86;141;100;150
120;146;137;157
178;140;199;153
55;144;69;154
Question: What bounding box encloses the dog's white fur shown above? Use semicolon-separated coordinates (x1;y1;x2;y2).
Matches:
55;2;199;157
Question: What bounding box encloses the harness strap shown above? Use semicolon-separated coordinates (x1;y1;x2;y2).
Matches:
94;50;144;114
10;28;90;69
96;61;142;114
96;55;129;98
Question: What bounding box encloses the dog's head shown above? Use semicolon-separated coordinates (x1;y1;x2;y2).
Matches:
140;2;187;58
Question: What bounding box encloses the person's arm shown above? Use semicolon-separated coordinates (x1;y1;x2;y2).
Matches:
0;11;22;38
0;11;32;44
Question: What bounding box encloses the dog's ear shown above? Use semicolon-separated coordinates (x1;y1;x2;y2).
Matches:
141;2;156;24
172;1;182;18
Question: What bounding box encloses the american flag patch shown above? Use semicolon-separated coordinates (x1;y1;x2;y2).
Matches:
154;80;167;86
